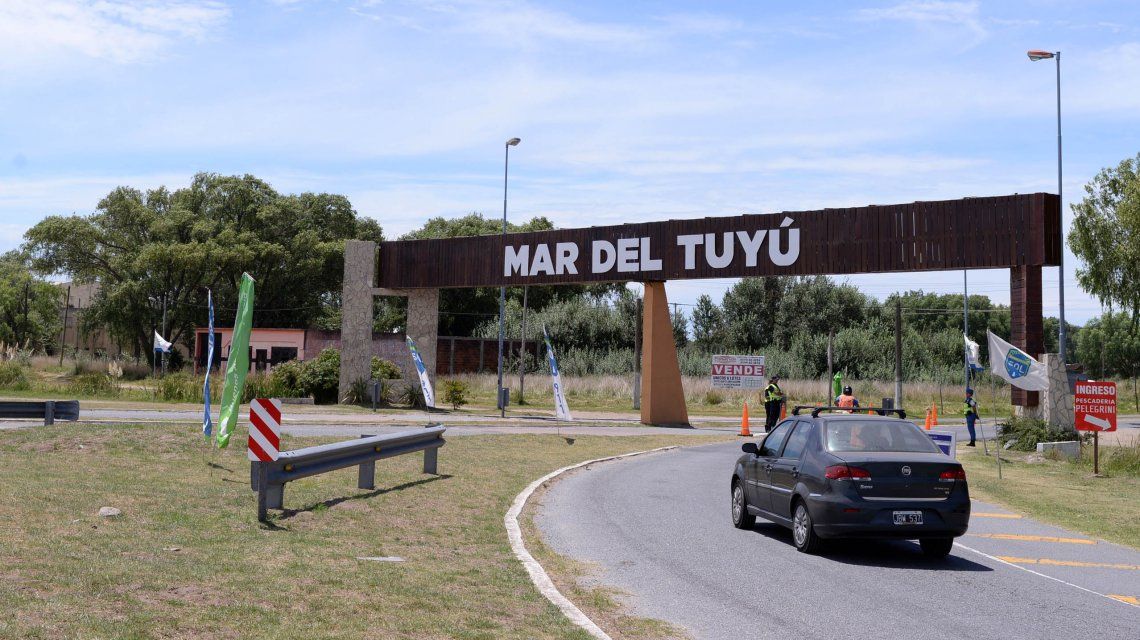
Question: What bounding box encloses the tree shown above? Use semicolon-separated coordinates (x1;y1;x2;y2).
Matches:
671;307;689;347
1075;311;1140;378
1069;153;1140;324
401;212;621;336
720;277;788;350
0;251;62;351
690;294;724;348
23;173;383;356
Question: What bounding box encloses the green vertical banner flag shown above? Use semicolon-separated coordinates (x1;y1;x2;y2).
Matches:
216;273;255;448
832;372;842;400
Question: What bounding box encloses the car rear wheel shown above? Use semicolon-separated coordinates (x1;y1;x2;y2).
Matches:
731;480;755;529
792;500;822;554
920;537;954;558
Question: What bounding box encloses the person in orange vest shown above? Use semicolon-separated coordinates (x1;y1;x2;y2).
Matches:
834;385;860;413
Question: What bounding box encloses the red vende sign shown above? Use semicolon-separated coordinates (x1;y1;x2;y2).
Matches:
1074;381;1117;432
711;364;765;376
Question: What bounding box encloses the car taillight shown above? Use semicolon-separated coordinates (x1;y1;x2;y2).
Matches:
825;465;871;480
939;468;967;482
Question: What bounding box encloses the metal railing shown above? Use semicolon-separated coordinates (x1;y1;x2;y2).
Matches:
0;400;80;425
250;425;446;520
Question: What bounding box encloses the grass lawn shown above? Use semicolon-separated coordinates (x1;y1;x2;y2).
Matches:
959;444;1140;549
0;423;729;639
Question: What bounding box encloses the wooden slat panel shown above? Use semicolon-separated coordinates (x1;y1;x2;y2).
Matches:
375;193;1058;288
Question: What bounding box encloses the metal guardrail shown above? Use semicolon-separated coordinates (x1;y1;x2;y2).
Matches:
0;400;80;425
250;425;446;520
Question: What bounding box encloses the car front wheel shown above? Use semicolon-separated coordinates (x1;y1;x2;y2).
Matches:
731;480;755;529
792;501;822;554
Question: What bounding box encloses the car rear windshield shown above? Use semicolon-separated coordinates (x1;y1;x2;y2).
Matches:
824;420;941;453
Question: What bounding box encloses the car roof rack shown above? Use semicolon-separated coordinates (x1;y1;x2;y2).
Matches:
791;405;907;420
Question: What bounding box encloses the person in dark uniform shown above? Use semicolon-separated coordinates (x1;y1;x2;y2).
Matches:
964;388;979;447
763;375;784;432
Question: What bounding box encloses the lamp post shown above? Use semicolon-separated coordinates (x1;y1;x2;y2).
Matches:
497;137;521;417
1027;49;1067;363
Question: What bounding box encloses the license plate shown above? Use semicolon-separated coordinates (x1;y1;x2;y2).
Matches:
893;510;923;525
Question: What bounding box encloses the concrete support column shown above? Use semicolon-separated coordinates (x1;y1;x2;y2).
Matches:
406;288;439;393
1009;265;1043;409
339;240;377;402
640;282;689;426
1040;353;1075;430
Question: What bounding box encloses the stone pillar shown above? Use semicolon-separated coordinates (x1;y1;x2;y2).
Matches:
1040;354;1075;430
640;282;689;426
339;240;376;402
406;288;439;393
1009;265;1043;409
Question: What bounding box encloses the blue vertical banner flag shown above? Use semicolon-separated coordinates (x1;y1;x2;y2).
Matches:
406;336;435;408
543;325;572;421
202;289;215;438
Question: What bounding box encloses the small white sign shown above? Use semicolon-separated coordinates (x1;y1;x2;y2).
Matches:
710;354;766;390
928;430;957;459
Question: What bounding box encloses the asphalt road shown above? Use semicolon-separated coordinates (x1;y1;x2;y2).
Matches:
536;441;1140;640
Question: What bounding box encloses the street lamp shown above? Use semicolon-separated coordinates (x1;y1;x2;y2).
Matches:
1027;49;1067;363
497;137;521;417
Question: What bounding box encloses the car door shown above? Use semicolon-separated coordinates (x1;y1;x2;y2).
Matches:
750;420;794;515
768;421;815;519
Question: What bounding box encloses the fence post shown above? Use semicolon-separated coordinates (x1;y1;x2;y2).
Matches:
256;462;270;521
358;434;376;489
423;447;438;475
43;401;55;426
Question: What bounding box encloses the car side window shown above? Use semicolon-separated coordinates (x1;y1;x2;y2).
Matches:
780;422;814;460
759;421;793;457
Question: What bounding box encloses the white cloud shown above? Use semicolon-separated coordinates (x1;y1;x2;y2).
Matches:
857;1;987;46
0;0;230;68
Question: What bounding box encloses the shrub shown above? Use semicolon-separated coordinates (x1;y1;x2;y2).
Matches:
156;373;201;403
703;389;724;405
241;373;274;403
395;381;426;408
996;416;1080;451
0;361;31;390
343;378;371;405
371;357;401;380
300;349;341;404
71;372;119;397
268;360;306;398
443;379;469;410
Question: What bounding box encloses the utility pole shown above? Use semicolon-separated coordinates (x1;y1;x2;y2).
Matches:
894;300;903;408
58;285;71;366
826;331;834;404
161;292;168;376
633;297;642;410
21;281;30;347
963;271;970;392
518;285;528;405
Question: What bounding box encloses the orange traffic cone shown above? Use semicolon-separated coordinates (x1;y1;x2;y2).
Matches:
924;408;932;430
868;409;875;416
739;402;752;437
780;402;787;420
931;403;939;426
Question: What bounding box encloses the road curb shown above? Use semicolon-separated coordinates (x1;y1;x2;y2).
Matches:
504;445;680;640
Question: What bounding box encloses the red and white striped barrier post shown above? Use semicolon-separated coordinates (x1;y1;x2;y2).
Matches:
248;398;282;521
248;398;281;462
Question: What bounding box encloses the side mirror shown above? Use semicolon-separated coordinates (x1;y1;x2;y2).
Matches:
741;442;759;455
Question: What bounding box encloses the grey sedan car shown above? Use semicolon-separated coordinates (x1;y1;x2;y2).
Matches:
730;408;970;556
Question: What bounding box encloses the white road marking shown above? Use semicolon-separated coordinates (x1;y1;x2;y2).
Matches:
505;445;680;640
954;542;1140;608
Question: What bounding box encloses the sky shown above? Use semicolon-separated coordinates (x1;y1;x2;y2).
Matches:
2;0;1138;326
